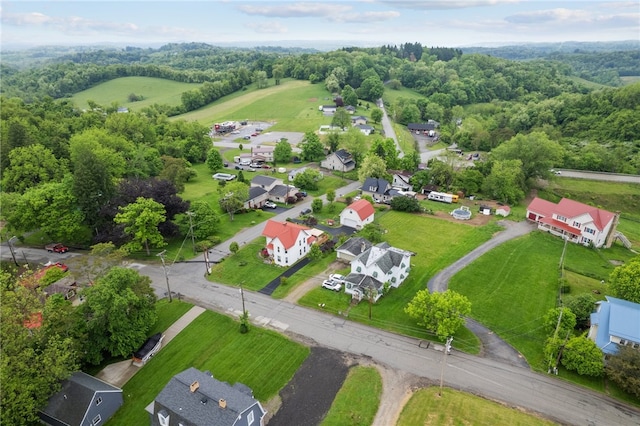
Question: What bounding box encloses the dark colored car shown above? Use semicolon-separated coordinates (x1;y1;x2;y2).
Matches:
235;165;243;170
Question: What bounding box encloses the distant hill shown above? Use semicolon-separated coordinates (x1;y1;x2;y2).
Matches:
461;40;639;59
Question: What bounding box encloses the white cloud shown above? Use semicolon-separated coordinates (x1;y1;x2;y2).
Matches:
238;2;352;18
379;0;520;10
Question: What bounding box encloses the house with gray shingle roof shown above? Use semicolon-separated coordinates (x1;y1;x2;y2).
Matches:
321;149;356;172
344;242;413;302
336;237;373;263
39;372;123;426
361;177;393;204
147;367;266;426
588;296;640;355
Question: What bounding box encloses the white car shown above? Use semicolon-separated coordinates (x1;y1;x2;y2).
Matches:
321;280;341;291
263;201;277;209
329;274;345;284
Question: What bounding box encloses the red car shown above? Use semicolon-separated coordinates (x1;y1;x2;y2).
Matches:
251;132;259;137
45;243;69;253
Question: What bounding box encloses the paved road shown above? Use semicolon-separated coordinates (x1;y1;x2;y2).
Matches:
555;169;640;184
378;99;403;158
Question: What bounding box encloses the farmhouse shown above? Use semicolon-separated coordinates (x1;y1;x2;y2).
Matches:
39;372;123;426
343;242;413;302
588;296;640;355
526;197;617;248
340;199;375;230
147;367;266;426
245;175;297;207
262;220;314;266
320;149;356;172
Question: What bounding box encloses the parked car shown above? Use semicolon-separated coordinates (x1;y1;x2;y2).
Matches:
261;164;272;169
296;191;307;197
243;135;251;140
263;201;277;209
45;243;69;253
329;274;345;284
235;165;243;170
251;132;259;137
301;208;312;215
321;279;341;291
247;167;257;172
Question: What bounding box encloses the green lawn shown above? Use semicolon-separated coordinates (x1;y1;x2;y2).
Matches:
108;310;309;424
175;79;336;131
71;76;199;110
321;366;382;426
299;210;500;353
397;387;556;426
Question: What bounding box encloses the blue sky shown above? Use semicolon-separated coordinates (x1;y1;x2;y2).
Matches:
1;1;638;49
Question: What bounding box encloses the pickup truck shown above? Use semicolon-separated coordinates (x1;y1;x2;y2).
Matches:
45;243;69;253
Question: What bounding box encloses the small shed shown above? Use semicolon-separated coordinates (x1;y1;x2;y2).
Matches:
479;205;492;215
496;205;511;217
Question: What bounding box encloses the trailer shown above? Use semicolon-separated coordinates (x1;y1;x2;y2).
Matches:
427;191;459;204
213;121;237;134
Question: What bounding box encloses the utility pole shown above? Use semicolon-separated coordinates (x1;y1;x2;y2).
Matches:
7;236;19;266
438;337;453;397
186;211;196;254
157;250;172;302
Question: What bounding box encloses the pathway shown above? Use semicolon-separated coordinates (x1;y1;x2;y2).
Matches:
95;306;205;388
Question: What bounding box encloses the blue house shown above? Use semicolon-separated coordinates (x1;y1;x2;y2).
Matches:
588;296;640;355
39;372;123;426
147;367;266;426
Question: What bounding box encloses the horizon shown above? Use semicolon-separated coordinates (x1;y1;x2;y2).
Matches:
2;1;638;51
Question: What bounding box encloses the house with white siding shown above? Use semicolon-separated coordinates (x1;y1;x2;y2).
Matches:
261;220;315;266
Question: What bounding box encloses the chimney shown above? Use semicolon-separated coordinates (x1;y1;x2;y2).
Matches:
190;381;199;393
219;399;227;409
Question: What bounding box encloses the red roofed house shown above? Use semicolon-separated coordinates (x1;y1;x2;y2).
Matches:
340;199;375;230
262;220;315;266
526;197;618;248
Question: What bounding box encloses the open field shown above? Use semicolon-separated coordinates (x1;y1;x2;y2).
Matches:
175;79;339;132
108;310;309;425
397;387;556;426
70;76;199;110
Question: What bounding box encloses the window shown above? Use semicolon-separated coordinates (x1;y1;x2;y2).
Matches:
300;249;302;255
373;271;378;278
92;414;102;425
277;247;280;253
356;266;362;273
277;256;281;262
556;215;566;222
285;257;289;264
95;396;102;406
572;221;581;228
585;228;596;235
248;411;255;425
157;411;170;426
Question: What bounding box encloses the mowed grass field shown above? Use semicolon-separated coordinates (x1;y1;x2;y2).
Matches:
397;387;556;426
109;309;309;425
70;76;199;110
175;78;339;132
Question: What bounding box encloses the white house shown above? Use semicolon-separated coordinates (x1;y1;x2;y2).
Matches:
320;149;356;172
588;296;640;355
261;220;314;267
343;242;412;302
251;146;274;163
389;170;413;191
526;197;617;248
339;199;375;230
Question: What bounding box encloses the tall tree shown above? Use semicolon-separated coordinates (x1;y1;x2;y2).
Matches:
1;144;67;193
491;131;563;182
206;148;224;172
358;154;390;182
608;256;640;303
1;286;80;425
341;85;358;107
299;131;325;161
293;168;322;191
114;197;167;255
331;107;351;130
274;139;293;163
482;159;526;204
181;200;220;240
80;267;157;365
371;107;383;124
218;181;249;221
405;289;471;340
